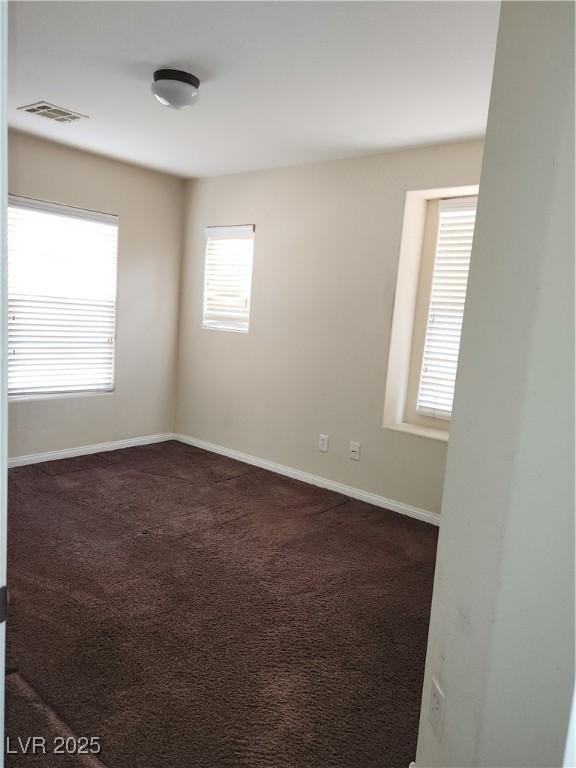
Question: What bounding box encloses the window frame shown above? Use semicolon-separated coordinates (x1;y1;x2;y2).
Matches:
383;185;479;441
404;198;447;430
7;195;119;400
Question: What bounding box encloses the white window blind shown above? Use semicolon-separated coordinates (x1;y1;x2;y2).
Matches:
7;197;118;396
202;225;254;333
416;196;477;420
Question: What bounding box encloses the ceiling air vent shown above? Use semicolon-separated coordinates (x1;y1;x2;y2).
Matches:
17;101;88;124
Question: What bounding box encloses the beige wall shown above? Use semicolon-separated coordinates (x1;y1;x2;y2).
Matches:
8;133;485;516
417;2;574;765
8;131;184;457
176;141;484;514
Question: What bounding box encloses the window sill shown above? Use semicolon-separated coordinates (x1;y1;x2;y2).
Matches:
9;390;115;403
383;422;449;442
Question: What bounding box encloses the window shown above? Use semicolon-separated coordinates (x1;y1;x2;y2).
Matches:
202;225;255;333
415;196;477;420
383;187;478;438
7;197;118;397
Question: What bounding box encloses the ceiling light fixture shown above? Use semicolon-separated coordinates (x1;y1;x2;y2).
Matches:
151;69;200;110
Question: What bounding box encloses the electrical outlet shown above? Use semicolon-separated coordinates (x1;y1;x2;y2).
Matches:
318;434;329;453
429;677;445;740
349;441;361;460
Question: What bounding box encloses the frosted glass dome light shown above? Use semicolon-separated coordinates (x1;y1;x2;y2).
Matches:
151;69;200;110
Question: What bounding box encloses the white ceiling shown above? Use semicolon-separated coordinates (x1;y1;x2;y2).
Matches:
8;1;500;178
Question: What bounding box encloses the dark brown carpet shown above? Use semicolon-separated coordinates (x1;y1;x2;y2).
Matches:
6;440;437;768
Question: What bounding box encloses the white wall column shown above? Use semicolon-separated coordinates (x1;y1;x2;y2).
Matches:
416;2;574;766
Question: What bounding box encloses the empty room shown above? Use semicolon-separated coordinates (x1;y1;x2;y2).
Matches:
0;1;574;767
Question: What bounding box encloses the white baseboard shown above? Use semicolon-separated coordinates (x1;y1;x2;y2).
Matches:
174;433;440;526
7;433;175;468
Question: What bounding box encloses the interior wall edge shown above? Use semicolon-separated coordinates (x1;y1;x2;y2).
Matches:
173;178;197;433
169;178;193;434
